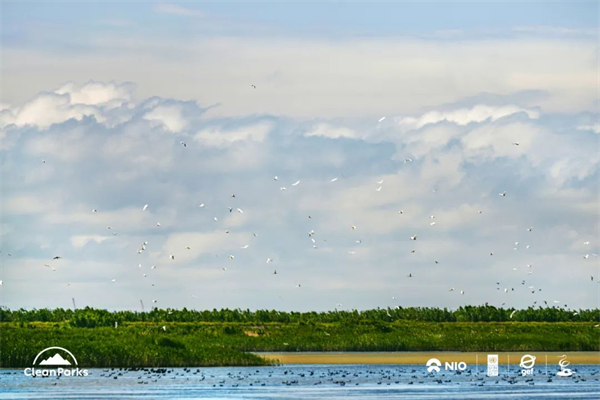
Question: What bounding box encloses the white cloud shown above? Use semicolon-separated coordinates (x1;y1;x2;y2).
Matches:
395;105;539;131
304;123;357;139
194;122;272;147
71;235;112;248
144;104;189;133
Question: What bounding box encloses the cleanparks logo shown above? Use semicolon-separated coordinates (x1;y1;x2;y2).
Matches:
24;347;89;377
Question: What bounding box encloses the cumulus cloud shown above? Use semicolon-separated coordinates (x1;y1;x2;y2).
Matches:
304;123;358;139
395;105;539;132
194;121;272;147
1;82;597;311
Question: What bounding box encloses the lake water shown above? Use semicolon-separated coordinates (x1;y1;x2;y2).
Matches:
2;364;599;399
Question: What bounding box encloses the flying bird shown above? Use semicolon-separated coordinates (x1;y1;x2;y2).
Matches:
143;204;149;211
292;180;300;186
378;117;386;122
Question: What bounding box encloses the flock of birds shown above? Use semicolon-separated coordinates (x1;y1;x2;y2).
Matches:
2;107;598;314
4;365;598;389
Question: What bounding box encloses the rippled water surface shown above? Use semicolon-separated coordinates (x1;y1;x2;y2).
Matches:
2;364;599;399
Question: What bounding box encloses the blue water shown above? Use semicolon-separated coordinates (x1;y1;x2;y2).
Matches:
2;365;599;399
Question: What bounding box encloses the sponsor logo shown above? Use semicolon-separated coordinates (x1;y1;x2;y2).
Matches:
557;355;573;377
487;354;499;377
519;354;536;376
426;358;467;373
426;358;441;373
23;347;89;377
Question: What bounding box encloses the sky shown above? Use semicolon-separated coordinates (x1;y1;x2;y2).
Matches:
1;1;598;311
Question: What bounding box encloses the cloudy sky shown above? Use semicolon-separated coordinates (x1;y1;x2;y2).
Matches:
1;1;598;311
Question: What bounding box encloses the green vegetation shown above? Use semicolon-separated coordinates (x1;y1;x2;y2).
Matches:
2;305;598;325
1;306;598;368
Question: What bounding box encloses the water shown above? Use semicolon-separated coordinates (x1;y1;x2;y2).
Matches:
2;364;599;399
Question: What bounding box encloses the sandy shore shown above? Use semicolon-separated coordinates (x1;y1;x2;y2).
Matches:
257;352;600;365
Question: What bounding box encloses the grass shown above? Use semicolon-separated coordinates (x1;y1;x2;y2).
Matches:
1;320;597;368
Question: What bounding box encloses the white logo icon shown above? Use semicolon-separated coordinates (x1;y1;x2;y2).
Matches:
519;354;536;376
24;347;88;377
426;358;441;373
487;354;499;377
38;353;72;366
557;355;573;377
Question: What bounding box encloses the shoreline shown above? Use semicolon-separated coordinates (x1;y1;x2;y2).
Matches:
257;351;600;365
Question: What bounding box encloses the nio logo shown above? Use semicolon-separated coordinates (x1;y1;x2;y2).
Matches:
426;358;442;373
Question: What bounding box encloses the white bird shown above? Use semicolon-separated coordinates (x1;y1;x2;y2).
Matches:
404;158;413;163
331;177;338;182
170;255;175;260
377;180;384;184
398;210;404;214
214;217;218;222
430;222;436;226
583;241;590;245
378;117;386;122
199;203;205;208
179;141;187;147
350;225;357;230
151;265;156;269
375;186;382;192
510;310;517;318
280;187;287;191
410;235;417;241
241;245;249;249
92;209;98;213
143;204;149;211
138;263;142;268
273;270;277;275
348;251;356;255
156;222;161;227
229;255;235;260
111;279;116;282
143;274;147;278
527;227;533;231
296;283;301;288
292;180;300;186
583;254;590;259
460;290;465;295
513;142;520;146
266;258;273;263
152;299;157;303
237;208;244;213
449;287;454;292
222;267;227;271
162;325;167;331
499;191;506;196
274;176;278;181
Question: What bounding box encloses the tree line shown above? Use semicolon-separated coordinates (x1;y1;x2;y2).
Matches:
1;305;598;327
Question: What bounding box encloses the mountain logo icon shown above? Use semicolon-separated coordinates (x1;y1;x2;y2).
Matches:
39;353;71;366
32;347;78;366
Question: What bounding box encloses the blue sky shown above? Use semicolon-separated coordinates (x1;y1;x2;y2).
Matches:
1;1;598;311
